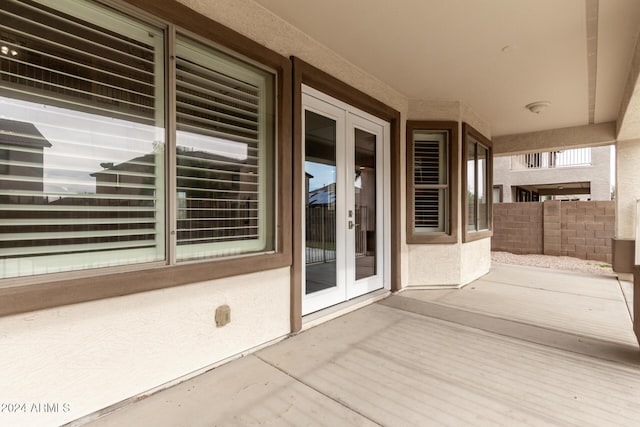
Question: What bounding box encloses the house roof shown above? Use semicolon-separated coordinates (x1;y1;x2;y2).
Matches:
254;0;640;140
0;118;52;148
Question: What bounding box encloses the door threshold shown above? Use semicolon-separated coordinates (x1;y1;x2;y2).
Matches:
301;288;390;332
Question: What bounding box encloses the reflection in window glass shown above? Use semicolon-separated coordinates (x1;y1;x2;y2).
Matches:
466;137;490;233
355;128;376;280
0;0;279;280
0;0;165;278
478;146;488;230
174;36;274;261
466;140;476;231
304;110;337;295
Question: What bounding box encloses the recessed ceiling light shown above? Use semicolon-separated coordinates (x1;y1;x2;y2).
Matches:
525;101;551;114
0;45;17;57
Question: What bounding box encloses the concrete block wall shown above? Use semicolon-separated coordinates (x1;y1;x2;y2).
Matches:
543;201;562;256
492;202;543;254
560;201;615;263
492;201;615;263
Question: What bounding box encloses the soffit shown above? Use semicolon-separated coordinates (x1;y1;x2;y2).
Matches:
253;0;640;137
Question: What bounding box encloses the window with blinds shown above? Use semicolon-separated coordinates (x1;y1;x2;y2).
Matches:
0;0;165;279
412;130;448;233
174;36;274;261
0;0;278;280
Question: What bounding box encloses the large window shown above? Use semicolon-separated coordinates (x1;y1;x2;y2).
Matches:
406;121;457;244
0;0;276;280
174;35;274;261
462;123;492;241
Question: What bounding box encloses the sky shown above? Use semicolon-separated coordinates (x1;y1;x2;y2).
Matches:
305;161;335;191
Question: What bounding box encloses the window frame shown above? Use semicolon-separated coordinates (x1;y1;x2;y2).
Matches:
406;121;458;244
462;123;493;242
0;0;292;317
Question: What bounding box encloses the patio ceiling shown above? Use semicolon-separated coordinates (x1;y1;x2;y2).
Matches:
253;0;640;138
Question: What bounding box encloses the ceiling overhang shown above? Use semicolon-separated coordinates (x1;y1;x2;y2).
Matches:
493;122;616;156
616;33;640;141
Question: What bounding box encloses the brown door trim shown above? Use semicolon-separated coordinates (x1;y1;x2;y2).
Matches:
290;57;401;333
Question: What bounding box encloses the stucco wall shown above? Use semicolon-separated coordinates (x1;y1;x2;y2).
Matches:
408;239;492;287
408;244;462;286
460;238;492;285
0;268;290;426
493;146;612;203
616;139;640;238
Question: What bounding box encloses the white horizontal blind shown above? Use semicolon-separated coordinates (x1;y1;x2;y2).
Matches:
0;0;165;278
413;131;447;232
174;36;274;261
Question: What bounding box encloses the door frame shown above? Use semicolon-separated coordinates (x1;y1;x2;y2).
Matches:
301;86;390;315
291;57;401;331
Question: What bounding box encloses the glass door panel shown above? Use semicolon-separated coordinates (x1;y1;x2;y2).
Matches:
354;128;377;281
346;114;384;300
305;110;337;295
302;92;347;316
302;86;387;315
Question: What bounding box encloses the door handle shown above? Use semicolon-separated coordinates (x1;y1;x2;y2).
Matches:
348;220;354;229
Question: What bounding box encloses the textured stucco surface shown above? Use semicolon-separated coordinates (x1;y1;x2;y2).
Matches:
0;268;291;427
408;100;460;121
616;139;640;238
408;239;491;287
408;244;462;286
460;238;492;285
408;100;491;139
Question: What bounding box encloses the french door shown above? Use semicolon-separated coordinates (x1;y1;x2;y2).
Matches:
302;86;389;315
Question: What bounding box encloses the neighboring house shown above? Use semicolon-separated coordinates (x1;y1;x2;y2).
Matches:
307;182;336;206
0;118;51;198
1;1;640;425
493;146;612;202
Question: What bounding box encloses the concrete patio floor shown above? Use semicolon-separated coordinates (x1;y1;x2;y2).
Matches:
84;264;640;426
